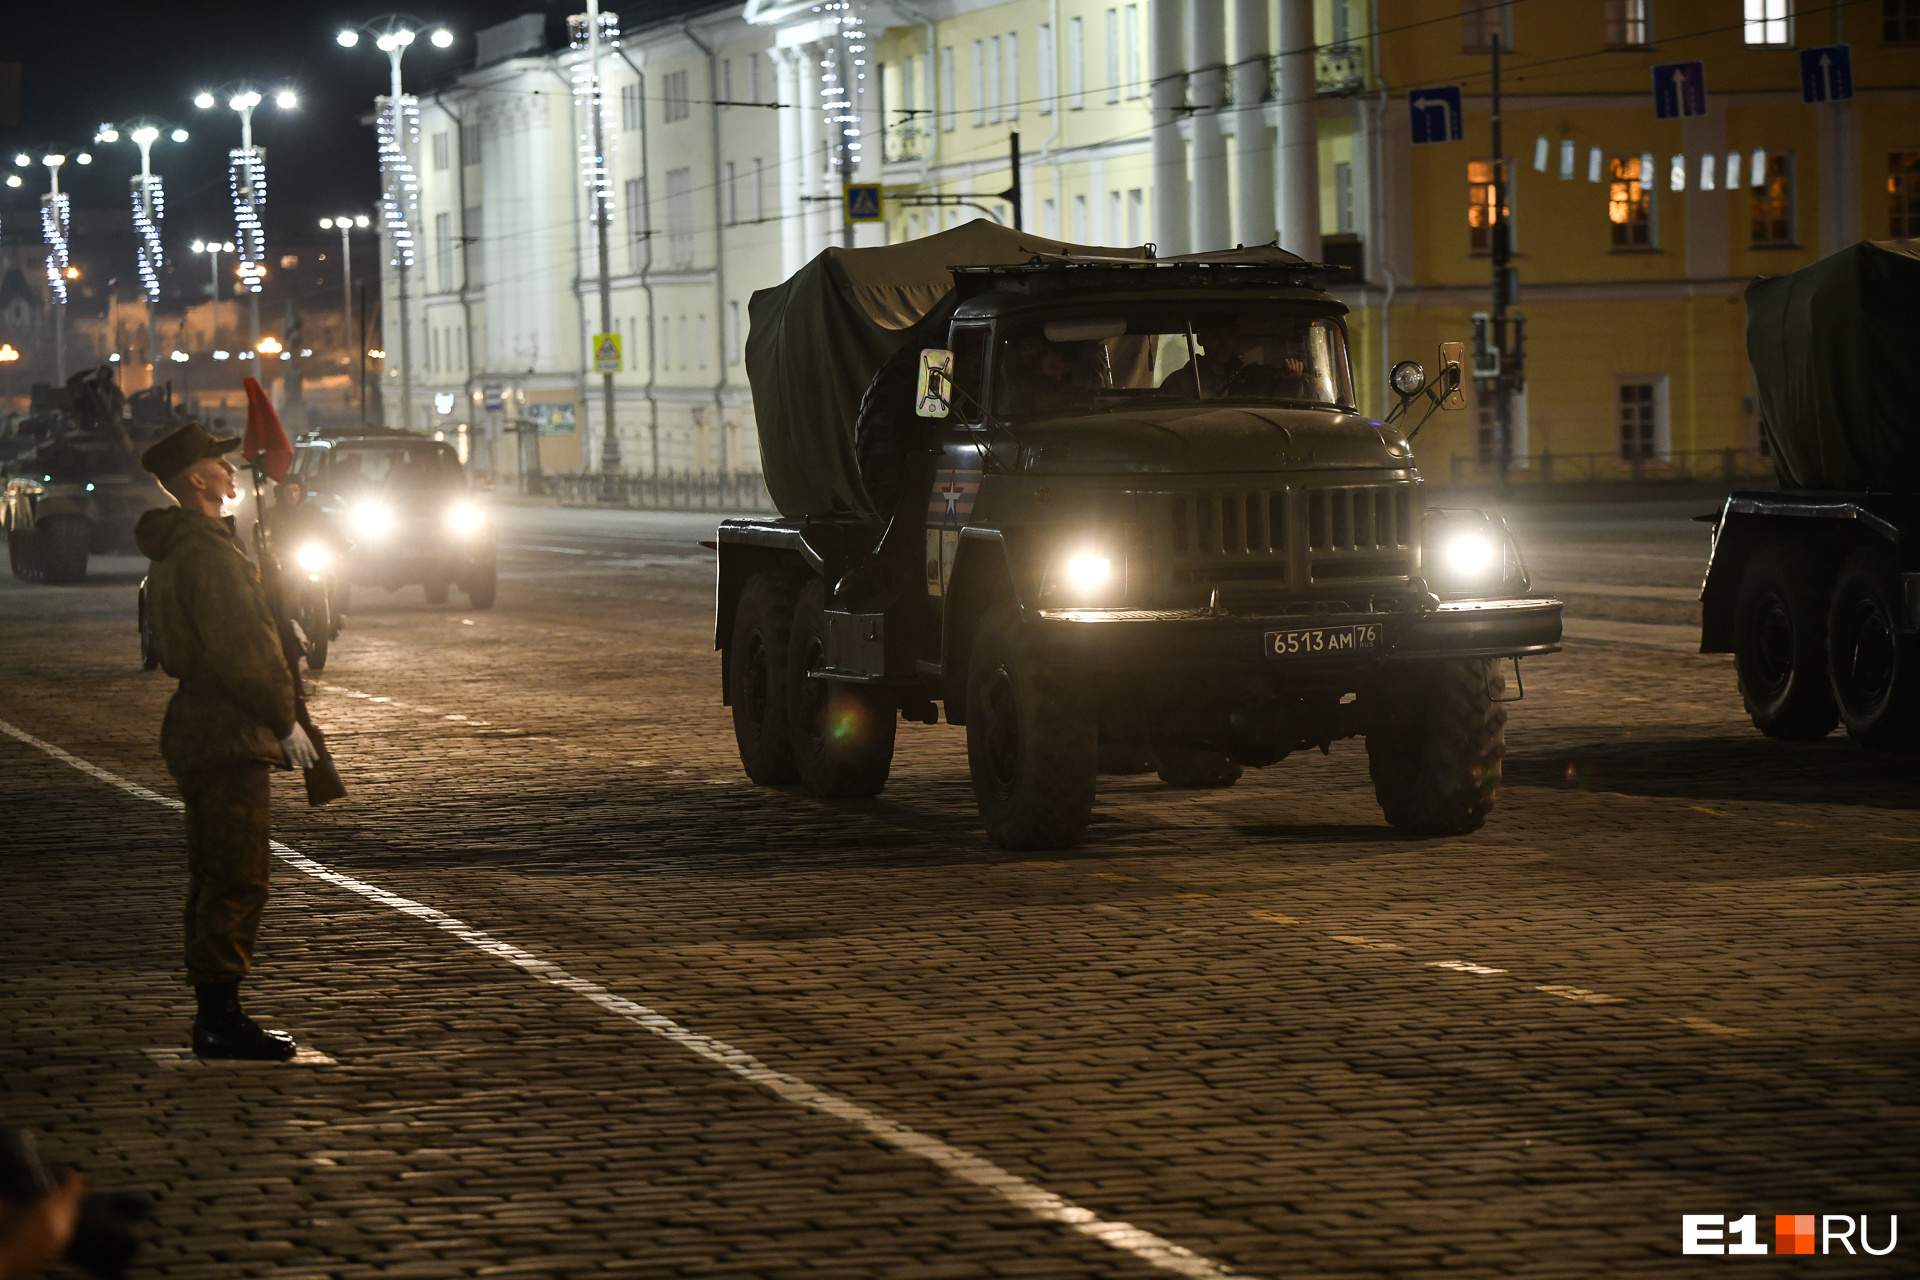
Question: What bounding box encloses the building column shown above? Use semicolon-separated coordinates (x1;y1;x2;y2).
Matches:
1230;0;1275;247
775;47;806;276
1149;0;1190;255
1186;0;1229;252
1275;0;1318;260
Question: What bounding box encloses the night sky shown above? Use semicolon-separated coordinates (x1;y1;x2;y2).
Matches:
1;1;589;316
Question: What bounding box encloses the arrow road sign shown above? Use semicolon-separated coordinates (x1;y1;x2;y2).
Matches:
1408;85;1463;145
1651;61;1707;119
1799;45;1854;103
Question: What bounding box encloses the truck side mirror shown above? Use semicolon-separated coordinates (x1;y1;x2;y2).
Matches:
915;348;954;418
1437;341;1466;410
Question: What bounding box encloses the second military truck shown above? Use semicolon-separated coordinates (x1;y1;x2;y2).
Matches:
717;222;1562;850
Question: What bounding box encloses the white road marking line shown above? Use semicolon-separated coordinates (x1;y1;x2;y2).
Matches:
1328;935;1404;951
1426;960;1507;976
0;716;1248;1280
1536;985;1627;1005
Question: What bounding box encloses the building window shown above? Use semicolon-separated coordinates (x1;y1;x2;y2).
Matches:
1608;155;1654;249
752;53;764;103
620;83;642;132
1604;0;1651;46
1126;188;1144;243
1105;9;1121;104
941;46;957;130
1068;18;1086;109
1617;378;1667;462
463;206;482;285
1752;152;1796;245
1043;197;1058;238
431;131;451;172
1462;0;1512;51
1125;5;1143;97
666;166;694;267
624;177;646;273
972;41;986;125
1074;193;1089;241
727;301;741;363
1887;0;1920;42
1467;159;1513;254
1038;23;1055;114
987;36;1002;124
721;59;733;106
664;70;691;123
1890;152;1920;235
460;123;481;164
1109;190;1122;241
434;212;453;291
1743;0;1792;45
1333;161;1355;234
754;157;766;222
1005;33;1019;122
724;161;737;224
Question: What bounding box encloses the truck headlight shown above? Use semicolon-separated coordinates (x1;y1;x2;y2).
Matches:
295;542;333;573
1063;554;1111;591
1424;510;1525;596
446;502;486;534
351;502;394;537
1441;531;1498;577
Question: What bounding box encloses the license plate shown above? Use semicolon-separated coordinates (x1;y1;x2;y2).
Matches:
1265;623;1383;658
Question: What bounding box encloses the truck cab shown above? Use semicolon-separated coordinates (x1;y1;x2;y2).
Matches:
719;239;1561;850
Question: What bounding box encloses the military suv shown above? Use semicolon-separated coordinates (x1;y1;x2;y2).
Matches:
287;430;497;609
716;227;1562;850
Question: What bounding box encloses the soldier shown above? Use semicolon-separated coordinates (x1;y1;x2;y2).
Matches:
134;421;317;1062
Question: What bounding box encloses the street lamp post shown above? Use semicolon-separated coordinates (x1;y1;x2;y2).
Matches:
95;120;190;373
191;239;237;353
195;85;296;367
20;148;89;384
569;1;620;473
319;214;372;383
338;21;453;434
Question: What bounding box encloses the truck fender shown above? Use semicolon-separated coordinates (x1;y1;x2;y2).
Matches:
1700;500;1898;652
715;540;811;703
938;528;1044;725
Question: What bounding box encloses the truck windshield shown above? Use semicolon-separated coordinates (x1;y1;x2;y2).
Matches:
309;443;465;496
991;307;1354;422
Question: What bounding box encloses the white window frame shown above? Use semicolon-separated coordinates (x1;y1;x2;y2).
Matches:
1104;9;1121;104
1124;5;1142;98
1743;0;1793;46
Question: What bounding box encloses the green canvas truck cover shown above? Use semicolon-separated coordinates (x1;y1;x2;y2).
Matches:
745;219;1153;520
1745;238;1920;491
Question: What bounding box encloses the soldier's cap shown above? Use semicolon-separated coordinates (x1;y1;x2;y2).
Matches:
140;420;240;481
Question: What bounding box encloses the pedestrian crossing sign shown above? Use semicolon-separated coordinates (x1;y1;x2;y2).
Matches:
844;183;883;223
592;332;622;374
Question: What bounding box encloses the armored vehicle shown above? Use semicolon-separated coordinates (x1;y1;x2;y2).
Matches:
286;430;497;609
3;369;173;584
716;222;1563;850
1700;239;1920;747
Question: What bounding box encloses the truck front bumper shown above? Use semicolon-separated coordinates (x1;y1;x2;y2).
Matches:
1031;596;1563;673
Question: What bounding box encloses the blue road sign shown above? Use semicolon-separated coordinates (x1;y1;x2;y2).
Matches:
1800;45;1854;103
844;183;883;223
1408;85;1463;145
482;383;504;413
1651;61;1707;120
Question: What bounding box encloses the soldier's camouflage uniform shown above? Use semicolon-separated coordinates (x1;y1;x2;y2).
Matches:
136;506;296;985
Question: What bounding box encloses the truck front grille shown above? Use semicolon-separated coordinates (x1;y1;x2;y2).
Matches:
1170;490;1290;557
1307;484;1412;552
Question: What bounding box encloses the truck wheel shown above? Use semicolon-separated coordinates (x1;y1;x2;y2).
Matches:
465;563;498;610
786;581;896;798
424;577;452;605
1150;742;1244;789
1366;659;1506;837
729;573;801;785
10;530;41;582
1733;542;1838;739
1826;546;1920;749
965;601;1097;850
38;519;90;585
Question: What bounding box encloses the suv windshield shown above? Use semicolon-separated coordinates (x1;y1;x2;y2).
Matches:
991;306;1354;423
304;442;464;498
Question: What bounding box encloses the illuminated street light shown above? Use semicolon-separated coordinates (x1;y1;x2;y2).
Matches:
97;117;190;367
257;336;284;355
21;147;81;379
338;19;455;433
193;238;238;351
197;83;296;357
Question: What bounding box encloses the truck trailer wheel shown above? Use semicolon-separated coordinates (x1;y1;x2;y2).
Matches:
1149;742;1244;789
730;573;801;785
1827;546;1920;749
1366;659;1506;837
38;519;90;585
1733;543;1838;739
965;601;1097;850
786;581;896;797
9;530;40;582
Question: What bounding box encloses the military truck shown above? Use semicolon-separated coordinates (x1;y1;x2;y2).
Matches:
1700;239;1920;748
3;370;173;584
716;222;1563;850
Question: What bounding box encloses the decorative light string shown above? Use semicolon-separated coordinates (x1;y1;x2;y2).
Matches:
377;94;420;271
41;192;69;305
569;11;620;237
229;146;267;293
813;1;867;178
131;174;164;302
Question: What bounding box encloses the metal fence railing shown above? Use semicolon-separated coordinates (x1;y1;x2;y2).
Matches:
1446;447;1775;488
547;470;777;513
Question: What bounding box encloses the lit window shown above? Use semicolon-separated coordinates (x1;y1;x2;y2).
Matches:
1752;153;1795;246
1467;159;1511;254
1744;0;1792;45
1608;156;1653;249
1604;0;1650;47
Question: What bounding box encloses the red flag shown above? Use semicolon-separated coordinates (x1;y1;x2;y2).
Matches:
241;376;294;482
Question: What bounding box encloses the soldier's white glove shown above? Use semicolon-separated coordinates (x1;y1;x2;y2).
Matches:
280;724;319;771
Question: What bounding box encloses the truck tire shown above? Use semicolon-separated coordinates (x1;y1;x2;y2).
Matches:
1366;659;1506;837
1826;545;1920;749
1733;542;1838;739
424;577;452;605
9;530;40;582
729;573;802;785
465;563;498;610
965;601;1097;850
785;580;896;798
39;519;90;585
1150;742;1244;789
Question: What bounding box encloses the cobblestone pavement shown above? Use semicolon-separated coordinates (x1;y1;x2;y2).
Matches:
2;500;1915;1280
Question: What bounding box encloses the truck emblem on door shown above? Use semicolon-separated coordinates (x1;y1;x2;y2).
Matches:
928;467;980;527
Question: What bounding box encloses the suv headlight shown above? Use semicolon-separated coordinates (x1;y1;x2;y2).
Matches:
351;501;394;537
1423;509;1528;597
446;502;486;534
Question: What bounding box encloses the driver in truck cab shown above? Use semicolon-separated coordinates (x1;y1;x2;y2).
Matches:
1192;317;1313;402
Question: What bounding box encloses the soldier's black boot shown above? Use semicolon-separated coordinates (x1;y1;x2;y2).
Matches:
191;982;298;1062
